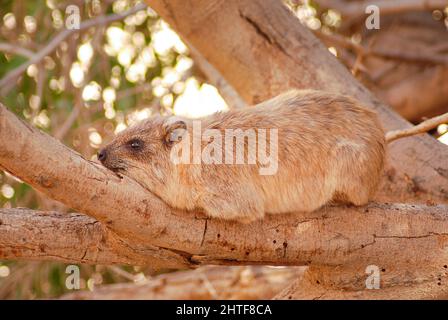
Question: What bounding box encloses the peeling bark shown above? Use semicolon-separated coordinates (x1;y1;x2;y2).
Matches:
1;195;448;274
0;208;186;269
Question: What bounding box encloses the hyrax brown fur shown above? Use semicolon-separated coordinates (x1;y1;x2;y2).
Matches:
99;89;385;223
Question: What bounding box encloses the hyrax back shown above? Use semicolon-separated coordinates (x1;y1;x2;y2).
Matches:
193;90;385;222
99;89;386;223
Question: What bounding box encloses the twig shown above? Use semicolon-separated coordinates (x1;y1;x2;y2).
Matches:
314;0;448;19
107;265;141;282
0;3;147;94
53;105;81;140
386;111;448;142
31;64;46;116
197;271;219;299
0;42;35;58
116;83;153;100
314;31;448;66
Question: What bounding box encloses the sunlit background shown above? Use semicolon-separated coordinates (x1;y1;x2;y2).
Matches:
0;0;447;299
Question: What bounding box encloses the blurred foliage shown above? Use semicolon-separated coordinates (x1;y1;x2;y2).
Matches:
0;0;197;208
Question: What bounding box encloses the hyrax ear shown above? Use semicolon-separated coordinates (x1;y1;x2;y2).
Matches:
163;118;187;146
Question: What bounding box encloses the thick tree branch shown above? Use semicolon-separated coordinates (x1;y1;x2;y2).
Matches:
0;208;108;263
0;208;185;269
187;41;247;109
381;66;448;122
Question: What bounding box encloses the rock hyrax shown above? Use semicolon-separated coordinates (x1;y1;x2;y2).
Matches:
99;89;385;222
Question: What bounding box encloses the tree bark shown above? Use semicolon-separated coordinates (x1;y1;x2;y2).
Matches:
273;265;448;299
1;182;448;277
0;208;181;268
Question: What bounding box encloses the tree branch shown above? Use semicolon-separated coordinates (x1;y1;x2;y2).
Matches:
0;208;186;269
274;265;448;299
314;31;448;66
186;40;247;109
60;266;304;299
276;285;448;300
386;111;448;142
1;106;448;272
314;0;448;19
0;42;35;58
381;66;448;122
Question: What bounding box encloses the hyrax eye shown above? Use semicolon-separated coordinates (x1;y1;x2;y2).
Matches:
127;139;144;151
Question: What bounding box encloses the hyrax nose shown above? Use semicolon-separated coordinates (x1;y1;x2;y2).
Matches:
98;149;107;162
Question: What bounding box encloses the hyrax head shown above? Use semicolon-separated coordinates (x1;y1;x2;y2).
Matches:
98;115;188;188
